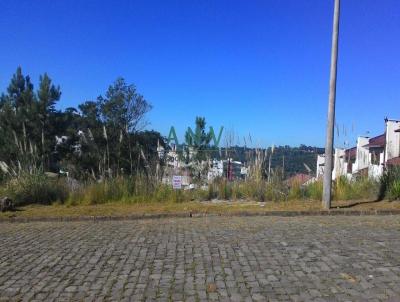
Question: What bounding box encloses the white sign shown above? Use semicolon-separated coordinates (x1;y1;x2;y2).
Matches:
172;175;182;189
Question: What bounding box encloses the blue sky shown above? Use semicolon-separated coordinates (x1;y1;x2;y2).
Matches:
1;0;399;148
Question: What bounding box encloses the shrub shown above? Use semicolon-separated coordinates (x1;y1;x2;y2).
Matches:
351;176;379;200
332;176;379;201
6;173;69;205
304;180;323;200
288;182;303;200
3;172;385;207
379;166;400;200
389;180;400;200
264;183;287;202
217;180;232;200
67;176;200;205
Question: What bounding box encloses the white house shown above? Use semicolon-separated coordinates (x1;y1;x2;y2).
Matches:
332;147;354;180
316;118;400;182
353;136;370;174
207;159;224;181
385;119;400;162
316;154;325;178
363;134;385;179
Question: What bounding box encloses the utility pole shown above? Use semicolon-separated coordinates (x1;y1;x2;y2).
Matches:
323;0;340;210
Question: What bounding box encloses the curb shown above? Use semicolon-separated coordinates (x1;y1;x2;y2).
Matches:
1;209;400;223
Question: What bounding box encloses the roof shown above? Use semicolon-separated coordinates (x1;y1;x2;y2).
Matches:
286;173;312;186
363;134;385;148
387;157;400;166
345;147;356;160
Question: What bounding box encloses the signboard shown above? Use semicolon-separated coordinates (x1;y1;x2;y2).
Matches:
172;175;182;189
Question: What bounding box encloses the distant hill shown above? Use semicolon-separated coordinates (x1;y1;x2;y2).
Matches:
206;144;325;178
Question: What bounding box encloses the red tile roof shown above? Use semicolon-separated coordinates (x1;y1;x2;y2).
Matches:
345;147;356;161
364;134;385;148
387;157;400;166
286;173;312;186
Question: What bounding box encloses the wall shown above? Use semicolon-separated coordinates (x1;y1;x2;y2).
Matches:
353;136;370;173
385;120;400;161
333;148;349;180
316;155;325;178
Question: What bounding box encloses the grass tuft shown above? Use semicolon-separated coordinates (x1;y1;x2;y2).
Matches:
5;173;68;205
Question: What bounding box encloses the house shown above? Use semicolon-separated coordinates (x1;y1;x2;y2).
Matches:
316;118;400;181
363;134;385;178
316;154;325;178
286;173;312;187
207;159;224;181
165;145;181;169
385;119;400;164
332;147;355;180
353;136;370;174
224;160;245;180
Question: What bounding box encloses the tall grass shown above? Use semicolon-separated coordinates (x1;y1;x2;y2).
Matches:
333;176;379;201
67;176;197;205
379;166;400;200
205;178;289;202
0;171;391;206
5;173;68;205
66;177;293;205
304;181;323;200
288;177;379;202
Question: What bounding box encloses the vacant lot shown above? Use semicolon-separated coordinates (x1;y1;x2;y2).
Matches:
1;216;400;301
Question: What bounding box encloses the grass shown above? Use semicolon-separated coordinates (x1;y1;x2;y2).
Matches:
1;199;399;220
0;170;399;221
4;173;68;205
389;180;400;200
0;171;386;206
333;176;380;201
380;166;400;200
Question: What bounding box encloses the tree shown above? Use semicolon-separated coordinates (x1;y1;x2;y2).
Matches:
182;117;212;181
184;117;212;161
0;68;157;181
98;78;152;174
36;73;61;169
79;101;100;126
7;67;35;113
0;67;38;174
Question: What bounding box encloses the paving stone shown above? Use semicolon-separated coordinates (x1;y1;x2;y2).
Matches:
0;216;400;301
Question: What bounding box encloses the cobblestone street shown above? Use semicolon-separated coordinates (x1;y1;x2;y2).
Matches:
1;215;400;301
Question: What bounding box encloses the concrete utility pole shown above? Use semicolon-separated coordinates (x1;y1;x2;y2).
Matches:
323;0;340;210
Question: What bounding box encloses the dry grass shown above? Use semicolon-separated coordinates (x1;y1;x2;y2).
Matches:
1;199;399;220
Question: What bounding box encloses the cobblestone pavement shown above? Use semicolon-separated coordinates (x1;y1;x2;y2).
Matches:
1;216;400;302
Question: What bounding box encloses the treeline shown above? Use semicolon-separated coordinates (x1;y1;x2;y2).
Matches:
208;145;324;177
0;67;164;181
0;67;324;183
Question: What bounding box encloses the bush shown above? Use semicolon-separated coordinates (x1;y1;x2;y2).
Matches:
2;172;386;207
67;176;199;205
6;173;69;205
379;166;400;200
389;180;400;200
332;176;379;201
304;180;323;200
288;182;303;200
